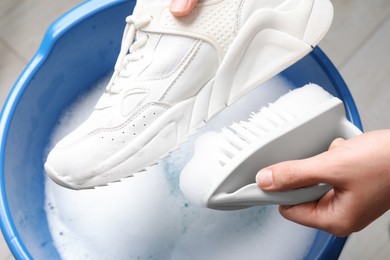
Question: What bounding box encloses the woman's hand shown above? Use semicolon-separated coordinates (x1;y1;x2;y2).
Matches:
256;130;390;236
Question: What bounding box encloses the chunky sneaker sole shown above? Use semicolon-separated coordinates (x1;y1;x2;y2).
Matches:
45;0;334;189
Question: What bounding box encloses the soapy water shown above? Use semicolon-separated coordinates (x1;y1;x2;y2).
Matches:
45;75;317;260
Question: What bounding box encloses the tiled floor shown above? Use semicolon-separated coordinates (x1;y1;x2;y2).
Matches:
1;0;389;259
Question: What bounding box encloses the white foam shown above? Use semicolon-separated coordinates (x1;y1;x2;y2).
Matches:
45;76;317;259
179;131;225;206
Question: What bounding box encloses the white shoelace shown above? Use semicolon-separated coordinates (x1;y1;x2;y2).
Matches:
107;15;153;94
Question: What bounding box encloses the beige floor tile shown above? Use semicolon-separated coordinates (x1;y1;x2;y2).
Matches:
0;0;85;62
0;231;12;260
339;16;390;131
320;0;390;68
340;211;390;260
0;0;22;18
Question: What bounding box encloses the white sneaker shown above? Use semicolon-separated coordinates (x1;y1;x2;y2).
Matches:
45;0;334;189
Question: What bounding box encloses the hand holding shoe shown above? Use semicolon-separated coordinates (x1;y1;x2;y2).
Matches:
170;0;198;16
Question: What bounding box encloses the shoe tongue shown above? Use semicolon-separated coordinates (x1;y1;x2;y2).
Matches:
134;0;168;8
133;0;169;15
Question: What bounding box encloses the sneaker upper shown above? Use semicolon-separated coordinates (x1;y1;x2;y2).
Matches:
45;0;333;189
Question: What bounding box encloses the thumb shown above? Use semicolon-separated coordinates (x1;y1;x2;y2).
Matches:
256;152;334;191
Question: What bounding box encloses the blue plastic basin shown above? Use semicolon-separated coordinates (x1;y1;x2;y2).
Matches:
0;0;361;259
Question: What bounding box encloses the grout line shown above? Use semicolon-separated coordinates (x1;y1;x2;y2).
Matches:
0;36;28;64
6;0;22;15
0;0;19;20
338;14;390;69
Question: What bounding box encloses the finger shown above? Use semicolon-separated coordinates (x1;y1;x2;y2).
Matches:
329;137;346;150
256;151;337;191
279;202;319;228
278;190;346;235
170;0;198;17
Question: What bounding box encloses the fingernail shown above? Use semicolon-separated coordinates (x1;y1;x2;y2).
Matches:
256;168;273;188
170;0;189;12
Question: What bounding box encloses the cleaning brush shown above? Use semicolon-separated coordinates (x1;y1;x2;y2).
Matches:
179;84;362;210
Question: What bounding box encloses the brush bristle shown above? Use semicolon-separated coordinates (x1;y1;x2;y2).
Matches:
179;84;335;207
217;84;334;165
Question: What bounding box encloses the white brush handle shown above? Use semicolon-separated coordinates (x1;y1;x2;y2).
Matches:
340;118;363;139
209;183;332;208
